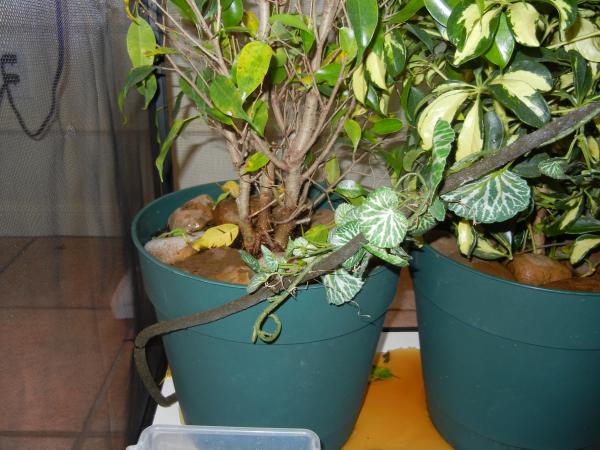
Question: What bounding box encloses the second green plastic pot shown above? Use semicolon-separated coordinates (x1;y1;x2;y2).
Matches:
132;184;398;450
412;245;600;450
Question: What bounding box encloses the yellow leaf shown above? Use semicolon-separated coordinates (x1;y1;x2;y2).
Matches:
243;11;260;35
457;220;475;257
366;52;387;90
563;17;600;62
587;136;599;161
418;90;471;149
192;224;240;251
222;180;240;198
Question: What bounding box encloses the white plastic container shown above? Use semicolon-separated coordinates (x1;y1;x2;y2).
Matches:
127;424;322;450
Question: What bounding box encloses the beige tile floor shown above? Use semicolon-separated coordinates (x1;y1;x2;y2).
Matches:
0;236;415;450
0;237;133;450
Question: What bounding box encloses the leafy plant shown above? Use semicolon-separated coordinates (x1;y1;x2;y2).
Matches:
124;0;600;342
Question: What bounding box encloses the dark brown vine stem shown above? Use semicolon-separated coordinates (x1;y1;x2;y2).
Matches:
135;101;600;407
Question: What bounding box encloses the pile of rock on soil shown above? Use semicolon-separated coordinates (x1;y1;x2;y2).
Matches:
144;194;599;292
144;194;335;285
429;234;600;292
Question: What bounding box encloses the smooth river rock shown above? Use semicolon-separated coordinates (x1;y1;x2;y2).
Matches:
508;253;572;286
168;194;214;233
172;247;252;285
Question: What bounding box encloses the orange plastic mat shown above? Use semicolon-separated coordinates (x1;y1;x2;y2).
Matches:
343;349;452;450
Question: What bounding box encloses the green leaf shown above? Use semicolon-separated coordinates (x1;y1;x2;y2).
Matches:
538;157;568;179
358;188;408;248
485;12;514;68
387;0;424;24
136;74;157;110
236;41;273;100
569;50;592;104
304;224;330;245
335;180;368;199
247;99;268;136
417;90;472;149
428;120;455;195
513;152;549;178
241;152;270;174
347;0;379;62
269;13;312;34
209;74;251;121
364;244;409;267
339;27;358;61
155;116;198;182
441;170;531;223
371;365;395;381
169;0;196;22
322;269;365;306
472;234;509;260
482;110;505;151
404;23;435;53
401;81;426;124
127;17;156;67
371;118;403;136
384;30;407;78
118;65;155;114
239;250;261;272
564;216;600;234
315;63;342;86
448;2;501;65
505;2;541;47
221;0;243;27
429;198;446;221
409;212;437;236
344;119;361;152
180;77;233;125
456;97;483;162
570;234;600;265
424;0;460;26
325;156;341;184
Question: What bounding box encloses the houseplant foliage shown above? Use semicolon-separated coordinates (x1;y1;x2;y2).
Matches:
122;0;600;341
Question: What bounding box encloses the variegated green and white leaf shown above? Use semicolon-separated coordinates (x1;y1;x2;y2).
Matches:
500;60;553;92
472;234;509;260
456;220;476;257
417;90;472;149
441;170;531;223
544;0;578;31
506;2;540;47
330;221;366;270
261;245;279;272
239;250;261;272
448;3;501;65
570;234;600;265
352;64;368;104
409;213;438;236
366;52;387;90
335;179;367;199
358;188;408;248
456;97;483;162
335;203;360;226
428;120;455;195
364;244;409;267
247;272;270;294
322;269;365;306
429;198;446;221
488;79;550;128
563;17;600;63
539;157;568;179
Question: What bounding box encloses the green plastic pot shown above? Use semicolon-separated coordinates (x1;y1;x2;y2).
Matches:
132;184;398;450
412;245;600;450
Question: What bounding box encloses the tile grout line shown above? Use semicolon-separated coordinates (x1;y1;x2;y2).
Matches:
0;238;35;276
70;339;130;450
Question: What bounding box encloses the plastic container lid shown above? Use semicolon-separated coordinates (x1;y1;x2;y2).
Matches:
127;424;322;450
